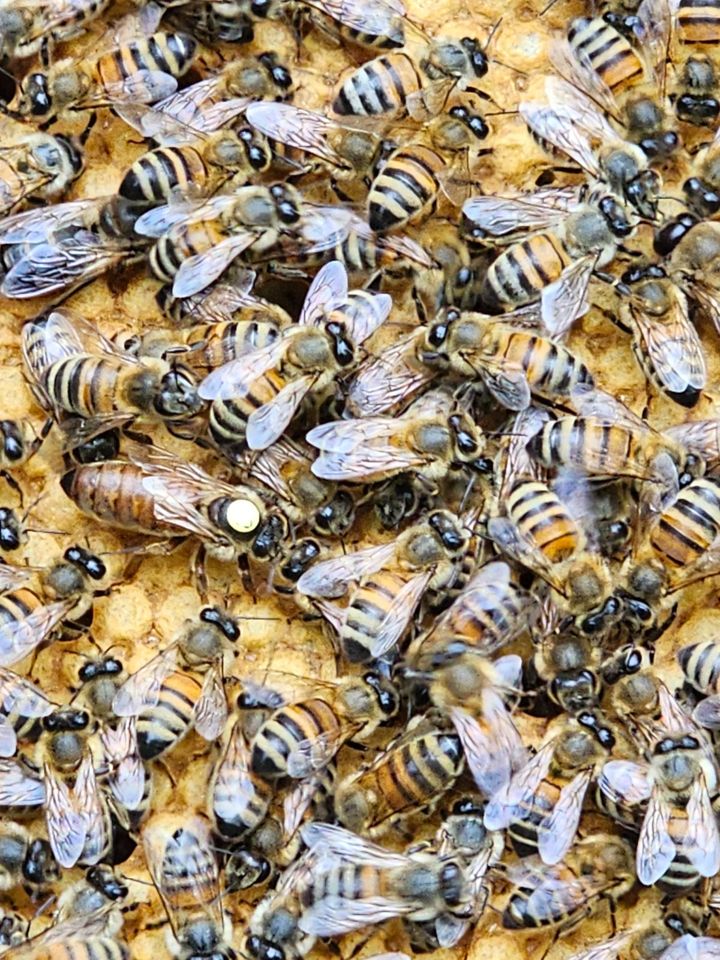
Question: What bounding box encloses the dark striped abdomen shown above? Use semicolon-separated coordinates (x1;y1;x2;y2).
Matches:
209;366;286;447
567;17;644;92
508;779;559;856
342;569;410;662
150;220;226;283
44;356;120;417
502;870;586;930
495;330;593;401
97;33;197;90
189;320;281;371
678;640;720;693
482;232;571;311
657;808;701;894
137;670;202;759
676;0;720;43
332;53;421;117
650;476;720;566
507;480;579;562
119;146;208;205
0;588;43;631
368;146;443;232
251;698;340;778
527;418;637;477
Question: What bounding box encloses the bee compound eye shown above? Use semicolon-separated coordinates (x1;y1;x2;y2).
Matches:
226;499;262;534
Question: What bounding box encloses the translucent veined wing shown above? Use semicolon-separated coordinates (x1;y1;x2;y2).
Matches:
299;260;348;326
540;254;596;338
636;783;675;885
193;665;228;741
296;541;398;598
462;187;579;237
172;230;258;299
366;569;433;658
537;768;592;864
111;645;180;716
43;763;87;868
198;337;288;401
246;375;318;451
484;737;556;829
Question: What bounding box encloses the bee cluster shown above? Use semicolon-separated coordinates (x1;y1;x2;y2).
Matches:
6;0;720;958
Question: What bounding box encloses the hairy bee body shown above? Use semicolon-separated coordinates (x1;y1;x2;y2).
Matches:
567;17;644;93
250;698;340;779
368;145;444;232
481;233;573;312
332;53;422;117
649;476;720;567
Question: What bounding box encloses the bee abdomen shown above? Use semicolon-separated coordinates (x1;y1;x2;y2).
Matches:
508;480;579;561
136;671;202;759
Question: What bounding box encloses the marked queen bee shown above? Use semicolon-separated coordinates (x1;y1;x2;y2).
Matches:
198;260;391;453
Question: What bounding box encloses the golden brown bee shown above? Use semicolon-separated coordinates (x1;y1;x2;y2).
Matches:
198;261;390;454
0;546;106;668
297;509;470;663
334;716;464;835
60;441;289;564
246;671;398;781
22;309;202;429
463;186;635;337
5;31;197;123
111;606;239;761
502;835;635;932
0;134;83;216
143;812;234;960
485;717;612;863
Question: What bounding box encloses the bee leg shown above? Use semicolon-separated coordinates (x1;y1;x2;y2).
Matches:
79;112;97;146
238;553;254;594
0;471;22;500
152;758;176;789
331;180;354;204
193;544;210;603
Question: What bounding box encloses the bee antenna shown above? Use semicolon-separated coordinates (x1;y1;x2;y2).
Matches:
539;0;560;13
490;58;527;77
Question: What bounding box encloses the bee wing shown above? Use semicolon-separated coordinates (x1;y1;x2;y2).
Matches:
0;666;54;720
550;35;619;118
451;696;527;799
142;483;228;544
629;294;706;395
111;645;180;716
283;772;324;837
73;755;108;866
470;355;531;411
347;333;434;417
286;730;344;779
2;233;132;299
486;515;558;588
637;783;676;885
172;231;258;299
296;541;398;598
308;420;429;481
682;772;720;877
214;720;269;824
0;598;75;668
301;822;411;868
537;768;592;865
193;665;228;741
660;936;720;960
43;763;87;869
541;253;596;338
143;813;223;938
692;695;720;729
100;717;146;811
299;260;349;326
0;718;16;757
134;197;225;238
368;569;434;659
657;682;696;734
543;75;620;141
0;197;105;244
484;737;556;828
46;308;132;363
462;191;572;237
242;437;308;501
665;420;720;462
246;374;317;451
84;69;179;107
299;896;414;937
198;337;288;401
0;563;33;593
564;933;633;960
636;0;672;85
570;385;655;434
519;100;602;179
247;103;351;171
597;758;652;808
302;0;406;44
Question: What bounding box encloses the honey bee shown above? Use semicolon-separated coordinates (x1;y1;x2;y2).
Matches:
681;128;720;218
0;134;83;216
551;4;679;160
142;812;234;960
0;706;111;869
239;0;411;48
296;510;470;663
22;309;202;430
0;0;111;61
0;665;55;756
237;437;357;537
3;31;197;123
602;645;660;733
666;220;720;342
296;822;477;946
4;899;128;960
526;387;702;485
54;865;129;923
209;717;272;840
485;717;611;864
520;75;662;219
198;260;391;453
530;632;606;716
111;606;238;761
74;656;125;721
0;195;144;300
612;263;707;408
245;102;385;182
669;0;720;126
307;388;487;490
334;715;464;836
246;670;398;781
463;185;635;337
406;560;539;672
502;834;635;932
677;640;720;728
332;35;491;121
160;0;255;44
0;546;107;668
0;823;58;893
561;921;680;960
598;686;720;893
0;419;50;477
61;442;290;565
137;183;310;299
117;52;294;144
